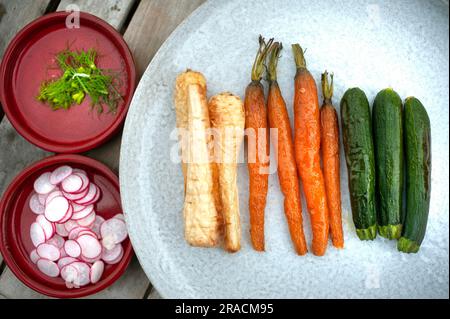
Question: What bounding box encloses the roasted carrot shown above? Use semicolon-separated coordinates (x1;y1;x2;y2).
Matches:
244;36;272;251
175;70;222;227
292;44;329;256
320;71;344;249
267;43;308;255
183;84;221;247
209;92;245;253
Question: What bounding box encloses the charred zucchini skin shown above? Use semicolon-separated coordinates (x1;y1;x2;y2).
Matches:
372;88;404;239
398;97;431;253
340;88;377;240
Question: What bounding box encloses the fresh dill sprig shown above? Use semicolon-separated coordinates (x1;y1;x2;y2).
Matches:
37;48;123;114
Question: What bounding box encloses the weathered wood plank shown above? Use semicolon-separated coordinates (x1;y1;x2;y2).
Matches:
57;0;135;30
0;0;51;57
124;0;205;78
147;287;162;299
0;0;51;119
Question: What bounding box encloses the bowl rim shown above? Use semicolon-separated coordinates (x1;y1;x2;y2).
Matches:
0;154;133;298
0;11;136;154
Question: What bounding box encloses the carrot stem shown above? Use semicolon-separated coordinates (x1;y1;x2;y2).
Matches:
251;35;273;82
267;42;282;83
321;71;334;103
291;43;306;70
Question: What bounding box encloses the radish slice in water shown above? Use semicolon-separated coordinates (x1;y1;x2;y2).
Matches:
50;166;73;185
101;243;123;263
38;193;48;205
71;262;91;286
34;172;55;195
61;264;78;284
29;194;45;215
64;240;81;258
77;229;97;239
74;173;89;191
57;204;73;224
83;184;101;205
37;259;60;277
37;243;60;261
55;223;69;237
45;196;69;222
113;214;125;221
71;204;94;220
77;235;102;259
45;190;63;205
100;218;128;244
77;211;96;227
90;260;104;284
72;203;87;213
91;215;105;238
58;256;78;269
47;234;65;248
68;226;90;240
60;247;67;258
30;249;40;264
36;215;55;240
30;222;46;247
74;183;96;205
104;246;124;265
61;174;84;193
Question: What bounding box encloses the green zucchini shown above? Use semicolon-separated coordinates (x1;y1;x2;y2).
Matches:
398;97;431;253
372;88;403;239
340;88;377;240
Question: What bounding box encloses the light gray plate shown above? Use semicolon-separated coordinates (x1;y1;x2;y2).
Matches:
120;0;449;298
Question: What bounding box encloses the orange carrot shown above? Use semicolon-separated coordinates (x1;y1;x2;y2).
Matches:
320;71;344;249
292;44;329;256
244;36;272;252
267;43;308;255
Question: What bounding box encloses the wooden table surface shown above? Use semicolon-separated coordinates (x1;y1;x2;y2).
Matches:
0;0;205;299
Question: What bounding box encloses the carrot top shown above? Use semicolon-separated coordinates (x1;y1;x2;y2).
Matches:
321;71;334;103
251;36;274;82
291;43;307;70
267;42;282;82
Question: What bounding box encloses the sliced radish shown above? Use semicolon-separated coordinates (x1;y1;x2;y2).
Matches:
77;235;102;259
64;220;79;233
62;187;89;201
71;204;94;220
61;174;83;193
104;246;124;265
45;190;63;205
36;215;55;240
100;218;128;244
74;183;96;205
61;264;78;284
72;203;87;213
101;235;116;250
77;211;96;227
70;262;91;286
60;247;67;258
90;215;105;238
38;193;48;205
30;249;40;264
83;184;101;205
55;223;69;237
74;173;89;192
37;259;60;277
34;172;55;195
57;204;73;224
58;256;78;269
47;234;65;249
50;165;73;185
29;194;44;215
90;260;104;284
30;222;46;247
68;226;90;240
80;254;101;263
64;240;81;258
44;196;69;222
77;229;97;239
73;168;87;176
37;243;60;261
101;243;123;263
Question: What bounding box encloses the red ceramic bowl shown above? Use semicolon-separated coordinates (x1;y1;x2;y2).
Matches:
0;12;136;153
0;154;133;298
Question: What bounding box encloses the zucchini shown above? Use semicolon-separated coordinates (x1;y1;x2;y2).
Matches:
398;97;431;253
340;88;377;240
372;88;403;239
